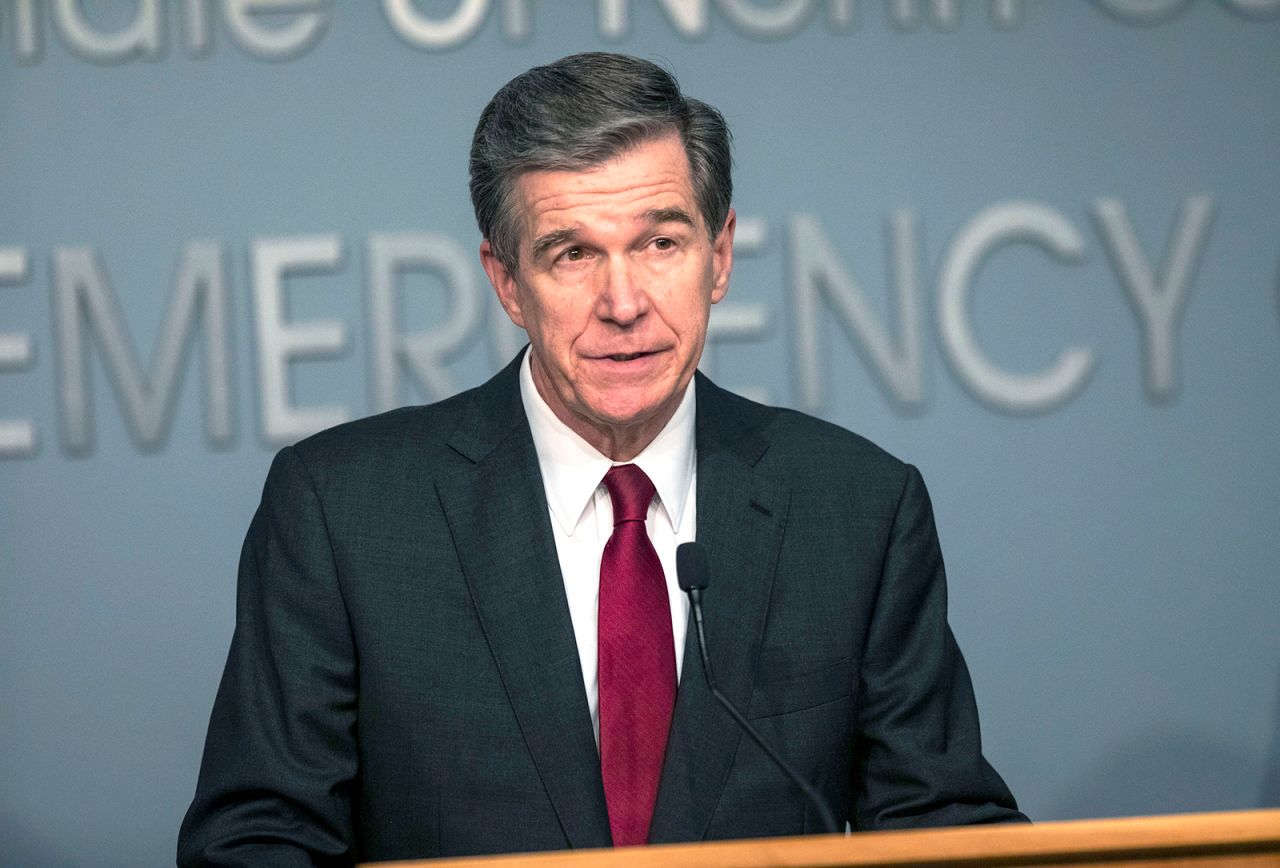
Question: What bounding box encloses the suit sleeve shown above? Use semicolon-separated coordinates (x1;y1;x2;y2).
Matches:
850;464;1027;829
178;446;359;867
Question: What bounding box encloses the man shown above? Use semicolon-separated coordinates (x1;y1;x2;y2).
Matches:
179;52;1023;866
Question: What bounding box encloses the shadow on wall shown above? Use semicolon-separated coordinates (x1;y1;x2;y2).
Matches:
1261;668;1280;807
0;813;76;868
1050;725;1266;819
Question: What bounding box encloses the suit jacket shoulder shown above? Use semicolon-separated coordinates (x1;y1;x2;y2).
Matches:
695;373;912;500
284;353;529;496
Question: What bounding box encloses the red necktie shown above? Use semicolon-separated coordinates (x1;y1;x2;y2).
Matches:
597;464;676;846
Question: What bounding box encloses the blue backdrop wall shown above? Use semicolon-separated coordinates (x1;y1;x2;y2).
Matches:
2;2;1279;865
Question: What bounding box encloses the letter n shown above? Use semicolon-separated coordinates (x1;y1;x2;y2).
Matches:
789;212;924;413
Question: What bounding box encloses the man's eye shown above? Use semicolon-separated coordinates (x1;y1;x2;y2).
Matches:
652;237;675;251
560;247;586;262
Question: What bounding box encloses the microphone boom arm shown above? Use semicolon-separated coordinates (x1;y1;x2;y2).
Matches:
686;585;841;835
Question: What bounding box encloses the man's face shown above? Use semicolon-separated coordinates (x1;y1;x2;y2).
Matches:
481;133;734;459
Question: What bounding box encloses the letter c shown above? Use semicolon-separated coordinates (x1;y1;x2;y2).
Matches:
937;202;1096;414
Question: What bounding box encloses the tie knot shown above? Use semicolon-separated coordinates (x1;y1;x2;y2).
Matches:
603;464;656;524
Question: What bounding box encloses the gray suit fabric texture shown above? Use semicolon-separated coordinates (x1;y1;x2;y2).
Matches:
178;351;1024;866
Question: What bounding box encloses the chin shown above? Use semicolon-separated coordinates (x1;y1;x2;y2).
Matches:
581;396;666;429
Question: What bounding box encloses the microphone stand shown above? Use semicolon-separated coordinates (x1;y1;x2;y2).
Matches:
680;545;840;835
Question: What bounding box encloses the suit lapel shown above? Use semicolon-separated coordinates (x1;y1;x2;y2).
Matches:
435;356;612;849
648;376;790;843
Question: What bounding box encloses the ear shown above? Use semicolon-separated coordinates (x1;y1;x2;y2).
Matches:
710;208;735;305
480;239;526;329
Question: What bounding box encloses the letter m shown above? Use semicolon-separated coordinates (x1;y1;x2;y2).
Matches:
53;243;231;452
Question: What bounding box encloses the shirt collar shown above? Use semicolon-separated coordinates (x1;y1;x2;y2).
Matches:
520;349;696;537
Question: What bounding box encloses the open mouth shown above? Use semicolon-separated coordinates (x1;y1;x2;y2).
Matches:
607;352;647;362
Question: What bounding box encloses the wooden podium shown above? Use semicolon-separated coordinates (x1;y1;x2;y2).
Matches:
364;809;1280;867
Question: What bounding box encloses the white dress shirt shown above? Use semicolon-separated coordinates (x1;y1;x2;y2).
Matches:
519;351;695;745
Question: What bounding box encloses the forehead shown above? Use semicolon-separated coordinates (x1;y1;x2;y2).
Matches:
513;134;697;240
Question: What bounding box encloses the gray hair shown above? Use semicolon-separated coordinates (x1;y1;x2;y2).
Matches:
469;52;733;273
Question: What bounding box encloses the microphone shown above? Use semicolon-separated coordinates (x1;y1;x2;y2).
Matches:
676;542;840;835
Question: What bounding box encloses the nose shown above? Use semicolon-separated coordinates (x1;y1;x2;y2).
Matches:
596;255;649;326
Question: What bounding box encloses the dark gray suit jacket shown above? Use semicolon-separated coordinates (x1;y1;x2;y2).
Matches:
178;353;1022;866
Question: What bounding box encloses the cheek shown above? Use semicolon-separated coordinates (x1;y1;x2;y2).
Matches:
524;296;586;358
670;286;715;337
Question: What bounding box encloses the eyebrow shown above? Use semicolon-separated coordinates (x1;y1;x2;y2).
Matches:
530;227;579;262
642;207;696;228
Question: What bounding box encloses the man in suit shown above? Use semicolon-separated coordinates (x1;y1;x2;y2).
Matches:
179;52;1023;866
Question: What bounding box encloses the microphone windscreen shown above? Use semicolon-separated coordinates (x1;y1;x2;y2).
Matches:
676;541;710;591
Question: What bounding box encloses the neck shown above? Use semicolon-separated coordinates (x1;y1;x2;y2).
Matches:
583;425;662;463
